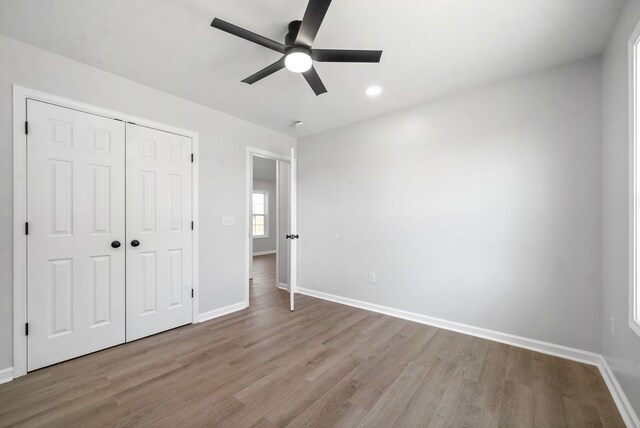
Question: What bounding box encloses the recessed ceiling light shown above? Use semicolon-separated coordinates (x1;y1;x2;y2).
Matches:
366;86;382;97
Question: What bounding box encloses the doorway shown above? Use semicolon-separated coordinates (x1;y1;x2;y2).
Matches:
246;148;297;311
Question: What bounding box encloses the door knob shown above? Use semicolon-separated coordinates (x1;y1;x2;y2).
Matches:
111;240;121;249
131;239;140;247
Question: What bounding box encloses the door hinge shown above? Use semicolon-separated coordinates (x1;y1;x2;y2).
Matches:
191;289;194;298
25;222;29;235
24;121;29;135
25;323;29;336
191;153;194;163
191;221;194;230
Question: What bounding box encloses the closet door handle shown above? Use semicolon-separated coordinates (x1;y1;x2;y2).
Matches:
111;240;121;249
131;239;140;247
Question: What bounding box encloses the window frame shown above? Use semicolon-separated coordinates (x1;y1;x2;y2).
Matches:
629;29;640;338
252;190;269;239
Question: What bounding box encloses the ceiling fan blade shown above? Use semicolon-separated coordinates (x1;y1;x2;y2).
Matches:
211;18;285;53
241;57;286;84
295;0;332;48
311;49;383;63
302;66;327;96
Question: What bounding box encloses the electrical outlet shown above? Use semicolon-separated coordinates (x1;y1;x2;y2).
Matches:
369;272;376;284
222;216;235;226
610;317;616;339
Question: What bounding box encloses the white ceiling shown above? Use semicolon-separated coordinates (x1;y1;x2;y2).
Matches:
253;156;277;182
0;0;626;137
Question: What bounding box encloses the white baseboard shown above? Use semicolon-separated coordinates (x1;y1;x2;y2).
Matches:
253;250;276;256
598;356;640;427
297;287;639;427
198;302;246;323
277;282;289;290
0;367;13;384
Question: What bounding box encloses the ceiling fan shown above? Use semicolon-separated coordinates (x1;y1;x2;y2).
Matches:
210;0;382;96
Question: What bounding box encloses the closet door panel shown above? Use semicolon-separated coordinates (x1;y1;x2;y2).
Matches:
126;124;192;341
26;100;126;371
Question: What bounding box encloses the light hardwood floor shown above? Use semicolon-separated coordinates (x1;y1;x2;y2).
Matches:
0;254;625;427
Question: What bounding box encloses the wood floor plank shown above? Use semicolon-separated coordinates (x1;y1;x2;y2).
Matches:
506;346;534;387
286;377;366;428
357;362;429;427
452;333;489;382
263;355;362;427
498;380;534;428
564;396;605;428
533;380;569;428
393;357;459;426
0;254;624;427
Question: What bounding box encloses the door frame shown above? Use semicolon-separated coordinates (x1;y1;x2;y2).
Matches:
12;85;200;378
245;147;291;308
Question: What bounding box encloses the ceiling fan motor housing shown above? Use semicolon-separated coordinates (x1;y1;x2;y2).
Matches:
285;20;303;47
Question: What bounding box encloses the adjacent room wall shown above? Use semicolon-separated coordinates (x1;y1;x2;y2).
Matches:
252;179;277;254
298;57;603;353
601;0;640;416
0;34;295;371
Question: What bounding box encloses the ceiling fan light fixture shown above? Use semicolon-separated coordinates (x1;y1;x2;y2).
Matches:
285;50;312;73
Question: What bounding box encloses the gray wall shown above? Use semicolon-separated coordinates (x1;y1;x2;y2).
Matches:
0;35;295;371
252;179;277;254
298;57;603;353
601;0;640;416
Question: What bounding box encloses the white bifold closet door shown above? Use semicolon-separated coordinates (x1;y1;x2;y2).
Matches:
26;101;193;371
125;124;193;341
27;100;126;371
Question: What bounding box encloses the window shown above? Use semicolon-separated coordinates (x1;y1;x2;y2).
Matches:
632;34;640;337
252;191;268;238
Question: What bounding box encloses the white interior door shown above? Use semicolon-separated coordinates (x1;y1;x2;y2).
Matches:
27;100;126;371
249;155;254;280
289;148;297;311
126;123;193;341
277;161;291;292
